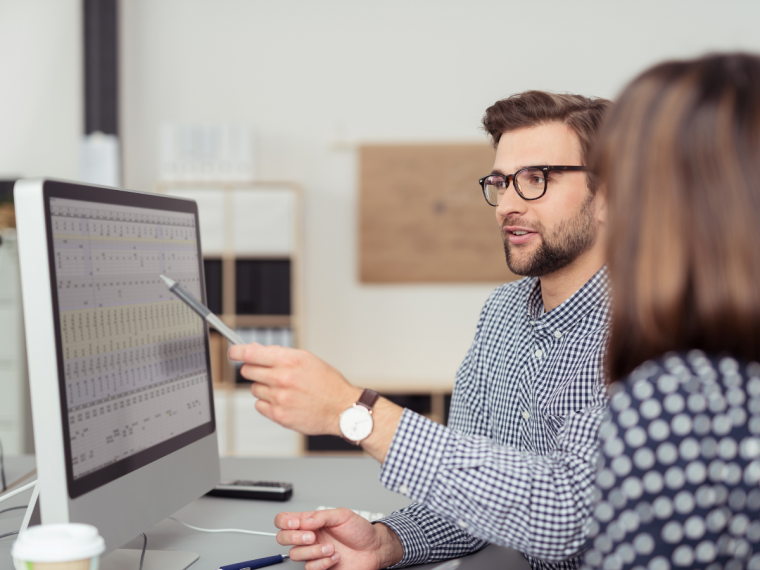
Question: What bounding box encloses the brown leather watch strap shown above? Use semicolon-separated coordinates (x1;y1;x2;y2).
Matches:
356;388;379;411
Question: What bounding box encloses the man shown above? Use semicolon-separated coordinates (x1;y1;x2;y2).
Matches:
229;91;612;570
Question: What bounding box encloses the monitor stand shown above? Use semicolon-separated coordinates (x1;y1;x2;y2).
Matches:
22;486;200;570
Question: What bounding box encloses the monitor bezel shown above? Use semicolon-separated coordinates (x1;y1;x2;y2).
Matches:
42;180;216;499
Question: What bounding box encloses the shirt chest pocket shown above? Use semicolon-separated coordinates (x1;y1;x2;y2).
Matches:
541;377;592;435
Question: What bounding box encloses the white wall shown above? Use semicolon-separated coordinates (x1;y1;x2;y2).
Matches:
0;0;81;180
0;231;32;454
5;0;760;389
0;0;80;454
119;0;760;388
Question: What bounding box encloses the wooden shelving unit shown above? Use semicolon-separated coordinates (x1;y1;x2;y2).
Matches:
156;181;454;456
157;181;304;456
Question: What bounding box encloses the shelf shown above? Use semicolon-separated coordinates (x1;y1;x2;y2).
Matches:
357;379;454;394
157;180;298;189
221;314;292;328
158;181;303;456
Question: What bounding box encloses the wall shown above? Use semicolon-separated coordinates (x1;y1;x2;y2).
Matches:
119;0;760;388
0;232;33;454
4;0;760;390
0;0;81;454
0;0;81;180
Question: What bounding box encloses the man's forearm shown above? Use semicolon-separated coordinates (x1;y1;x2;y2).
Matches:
359;397;404;463
379;406;605;562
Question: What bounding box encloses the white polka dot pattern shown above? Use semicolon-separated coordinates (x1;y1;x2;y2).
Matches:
583;352;760;570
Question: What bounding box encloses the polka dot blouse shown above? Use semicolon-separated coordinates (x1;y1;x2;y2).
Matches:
583;351;760;570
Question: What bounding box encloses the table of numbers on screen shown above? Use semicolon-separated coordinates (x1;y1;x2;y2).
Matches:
49;197;212;479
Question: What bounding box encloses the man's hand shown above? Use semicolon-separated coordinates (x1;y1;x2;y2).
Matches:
274;509;404;570
228;344;405;462
228;344;360;436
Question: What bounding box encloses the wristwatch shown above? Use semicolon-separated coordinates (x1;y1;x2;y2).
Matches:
339;389;379;444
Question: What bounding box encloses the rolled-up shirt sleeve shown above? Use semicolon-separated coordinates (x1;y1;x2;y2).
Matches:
379;501;489;567
377;386;607;566
375;270;611;568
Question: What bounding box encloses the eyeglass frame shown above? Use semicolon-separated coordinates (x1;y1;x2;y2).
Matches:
478;165;591;205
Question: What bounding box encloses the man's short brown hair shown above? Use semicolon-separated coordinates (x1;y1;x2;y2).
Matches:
482;91;612;192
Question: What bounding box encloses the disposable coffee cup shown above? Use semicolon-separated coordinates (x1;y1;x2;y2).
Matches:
12;523;106;570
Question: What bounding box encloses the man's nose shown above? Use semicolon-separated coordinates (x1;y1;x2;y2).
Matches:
495;185;527;221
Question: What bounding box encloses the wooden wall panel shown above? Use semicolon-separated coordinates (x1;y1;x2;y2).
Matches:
360;144;519;283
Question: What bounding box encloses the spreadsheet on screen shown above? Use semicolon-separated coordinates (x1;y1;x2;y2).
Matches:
50;197;212;479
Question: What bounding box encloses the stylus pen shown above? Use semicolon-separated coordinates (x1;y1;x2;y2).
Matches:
160;274;246;345
218;554;289;570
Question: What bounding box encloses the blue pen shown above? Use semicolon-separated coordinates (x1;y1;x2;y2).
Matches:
218;554;289;570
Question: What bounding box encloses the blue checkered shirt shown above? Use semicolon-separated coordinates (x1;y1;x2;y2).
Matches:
377;266;612;569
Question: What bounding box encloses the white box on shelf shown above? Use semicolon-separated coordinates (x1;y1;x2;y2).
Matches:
235;327;294;348
213;392;229;456
163;188;225;255
232;188;295;255
233;390;301;456
159;125;254;182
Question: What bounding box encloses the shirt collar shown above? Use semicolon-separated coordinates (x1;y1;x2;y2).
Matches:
525;265;611;338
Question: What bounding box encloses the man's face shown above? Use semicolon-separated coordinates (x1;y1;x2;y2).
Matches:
493;122;600;277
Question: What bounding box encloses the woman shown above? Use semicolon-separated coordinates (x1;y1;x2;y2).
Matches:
584;54;760;570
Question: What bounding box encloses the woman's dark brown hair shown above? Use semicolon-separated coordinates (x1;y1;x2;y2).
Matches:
594;53;760;382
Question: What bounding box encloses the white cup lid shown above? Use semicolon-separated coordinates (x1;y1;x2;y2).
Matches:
12;524;106;562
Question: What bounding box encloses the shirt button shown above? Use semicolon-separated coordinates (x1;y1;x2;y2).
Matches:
523;411;530;420
398;484;409;495
535;349;543;358
457;519;468;528
554;330;562;339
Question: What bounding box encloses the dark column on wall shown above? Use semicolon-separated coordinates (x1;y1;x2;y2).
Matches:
81;0;121;187
83;0;119;136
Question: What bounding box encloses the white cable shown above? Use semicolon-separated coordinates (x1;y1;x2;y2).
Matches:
0;480;36;505
168;516;277;537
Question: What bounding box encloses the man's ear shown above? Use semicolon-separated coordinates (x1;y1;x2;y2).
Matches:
594;184;608;226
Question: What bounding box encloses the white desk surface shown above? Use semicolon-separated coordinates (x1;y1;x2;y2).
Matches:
0;456;529;570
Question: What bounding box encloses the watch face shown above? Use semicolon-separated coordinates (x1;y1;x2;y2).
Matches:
339;406;373;442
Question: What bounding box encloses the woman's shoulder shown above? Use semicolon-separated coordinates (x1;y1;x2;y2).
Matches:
604;350;760;447
609;350;760;404
588;350;760;569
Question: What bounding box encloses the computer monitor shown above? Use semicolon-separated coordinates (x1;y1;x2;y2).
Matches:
15;179;220;567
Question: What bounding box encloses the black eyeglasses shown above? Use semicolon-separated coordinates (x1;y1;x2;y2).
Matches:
478;166;590;205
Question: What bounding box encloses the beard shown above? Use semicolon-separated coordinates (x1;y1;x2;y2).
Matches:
502;194;597;277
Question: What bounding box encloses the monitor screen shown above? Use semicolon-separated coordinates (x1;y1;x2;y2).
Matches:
43;184;215;498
